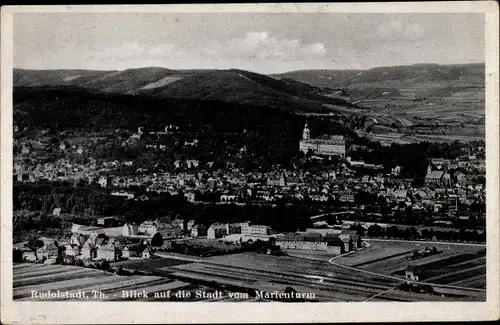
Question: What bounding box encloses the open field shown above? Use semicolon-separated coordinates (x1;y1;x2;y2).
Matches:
343;81;485;145
333;240;486;290
147;251;483;301
283;249;337;261
368;132;485;146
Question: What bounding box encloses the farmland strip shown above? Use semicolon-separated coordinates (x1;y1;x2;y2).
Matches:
14;265;79;279
424;265;486;284
14;269;105;287
13;275;116;299
353;250;415;267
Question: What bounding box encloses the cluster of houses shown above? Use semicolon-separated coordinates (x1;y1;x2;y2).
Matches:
18;213;366;264
18;233;153;264
15;134;485;224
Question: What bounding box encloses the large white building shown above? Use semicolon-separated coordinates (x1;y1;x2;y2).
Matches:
241;224;271;235
299;123;346;157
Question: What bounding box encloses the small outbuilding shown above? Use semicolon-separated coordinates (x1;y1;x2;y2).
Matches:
405;265;423;281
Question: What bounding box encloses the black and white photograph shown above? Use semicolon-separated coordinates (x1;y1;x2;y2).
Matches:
1;2;499;324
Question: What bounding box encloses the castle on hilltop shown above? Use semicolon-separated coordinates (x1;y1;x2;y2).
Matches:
299;123;346;158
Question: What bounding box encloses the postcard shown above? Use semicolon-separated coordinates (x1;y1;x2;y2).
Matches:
1;2;499;324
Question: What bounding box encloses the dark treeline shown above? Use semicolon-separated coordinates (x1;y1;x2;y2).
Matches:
365;223;486;243
349;140;483;178
13;182;316;240
14;87;362;169
14;87;361;136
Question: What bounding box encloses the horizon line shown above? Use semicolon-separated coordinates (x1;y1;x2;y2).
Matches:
13;61;486;75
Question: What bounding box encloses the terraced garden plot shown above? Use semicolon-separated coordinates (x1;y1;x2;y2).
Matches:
352;249;416;267
154;257;416;302
363;252;464;275
139;281;200;301
384;251;487;289
425;265;486;285
392;252;485;276
14;275;119;300
333;241;420;266
111;257;191;271
169;262;395;293
13;263;200;301
12;265;79;278
449;274;486;289
336;241;484;271
14;268;108;287
205;252;347;277
284;249;337;261
13;263;63;274
101;280;188;301
61;276;167;299
423;256;486;277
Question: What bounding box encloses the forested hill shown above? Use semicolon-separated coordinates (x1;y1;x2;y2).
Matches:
13;86;359;137
13;68;356;113
13;86;361;168
13;86;293;132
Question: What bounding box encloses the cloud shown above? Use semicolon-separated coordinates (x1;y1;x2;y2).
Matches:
148;44;178;57
376;20;425;41
86;32;327;67
87;41;182;62
89;41;144;61
203;31;327;61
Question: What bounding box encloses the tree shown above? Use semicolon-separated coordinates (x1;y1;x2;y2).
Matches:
151;233;164;247
421;228;434;240
408;227;420;239
13;249;24;263
386;226;401;239
27;236;44;252
354;191;374;205
100;260;110;271
367;224;384;238
349;223;365;237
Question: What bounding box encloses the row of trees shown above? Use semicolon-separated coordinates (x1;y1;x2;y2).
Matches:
366;224;486;243
348;140;480;178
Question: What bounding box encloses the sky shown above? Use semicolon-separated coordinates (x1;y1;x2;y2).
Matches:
14;13;485;74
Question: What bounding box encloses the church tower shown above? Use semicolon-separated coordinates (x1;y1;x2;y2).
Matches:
302;123;310;141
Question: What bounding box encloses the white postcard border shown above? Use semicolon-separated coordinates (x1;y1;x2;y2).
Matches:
1;2;499;324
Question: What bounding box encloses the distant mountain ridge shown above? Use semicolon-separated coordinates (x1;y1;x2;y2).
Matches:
14;63;484;112
272;63;485;88
14;67;351;112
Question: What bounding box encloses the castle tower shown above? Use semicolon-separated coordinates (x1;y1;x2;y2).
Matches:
302;123;310;141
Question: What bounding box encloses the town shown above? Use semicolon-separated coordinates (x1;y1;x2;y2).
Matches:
13;121;486;268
